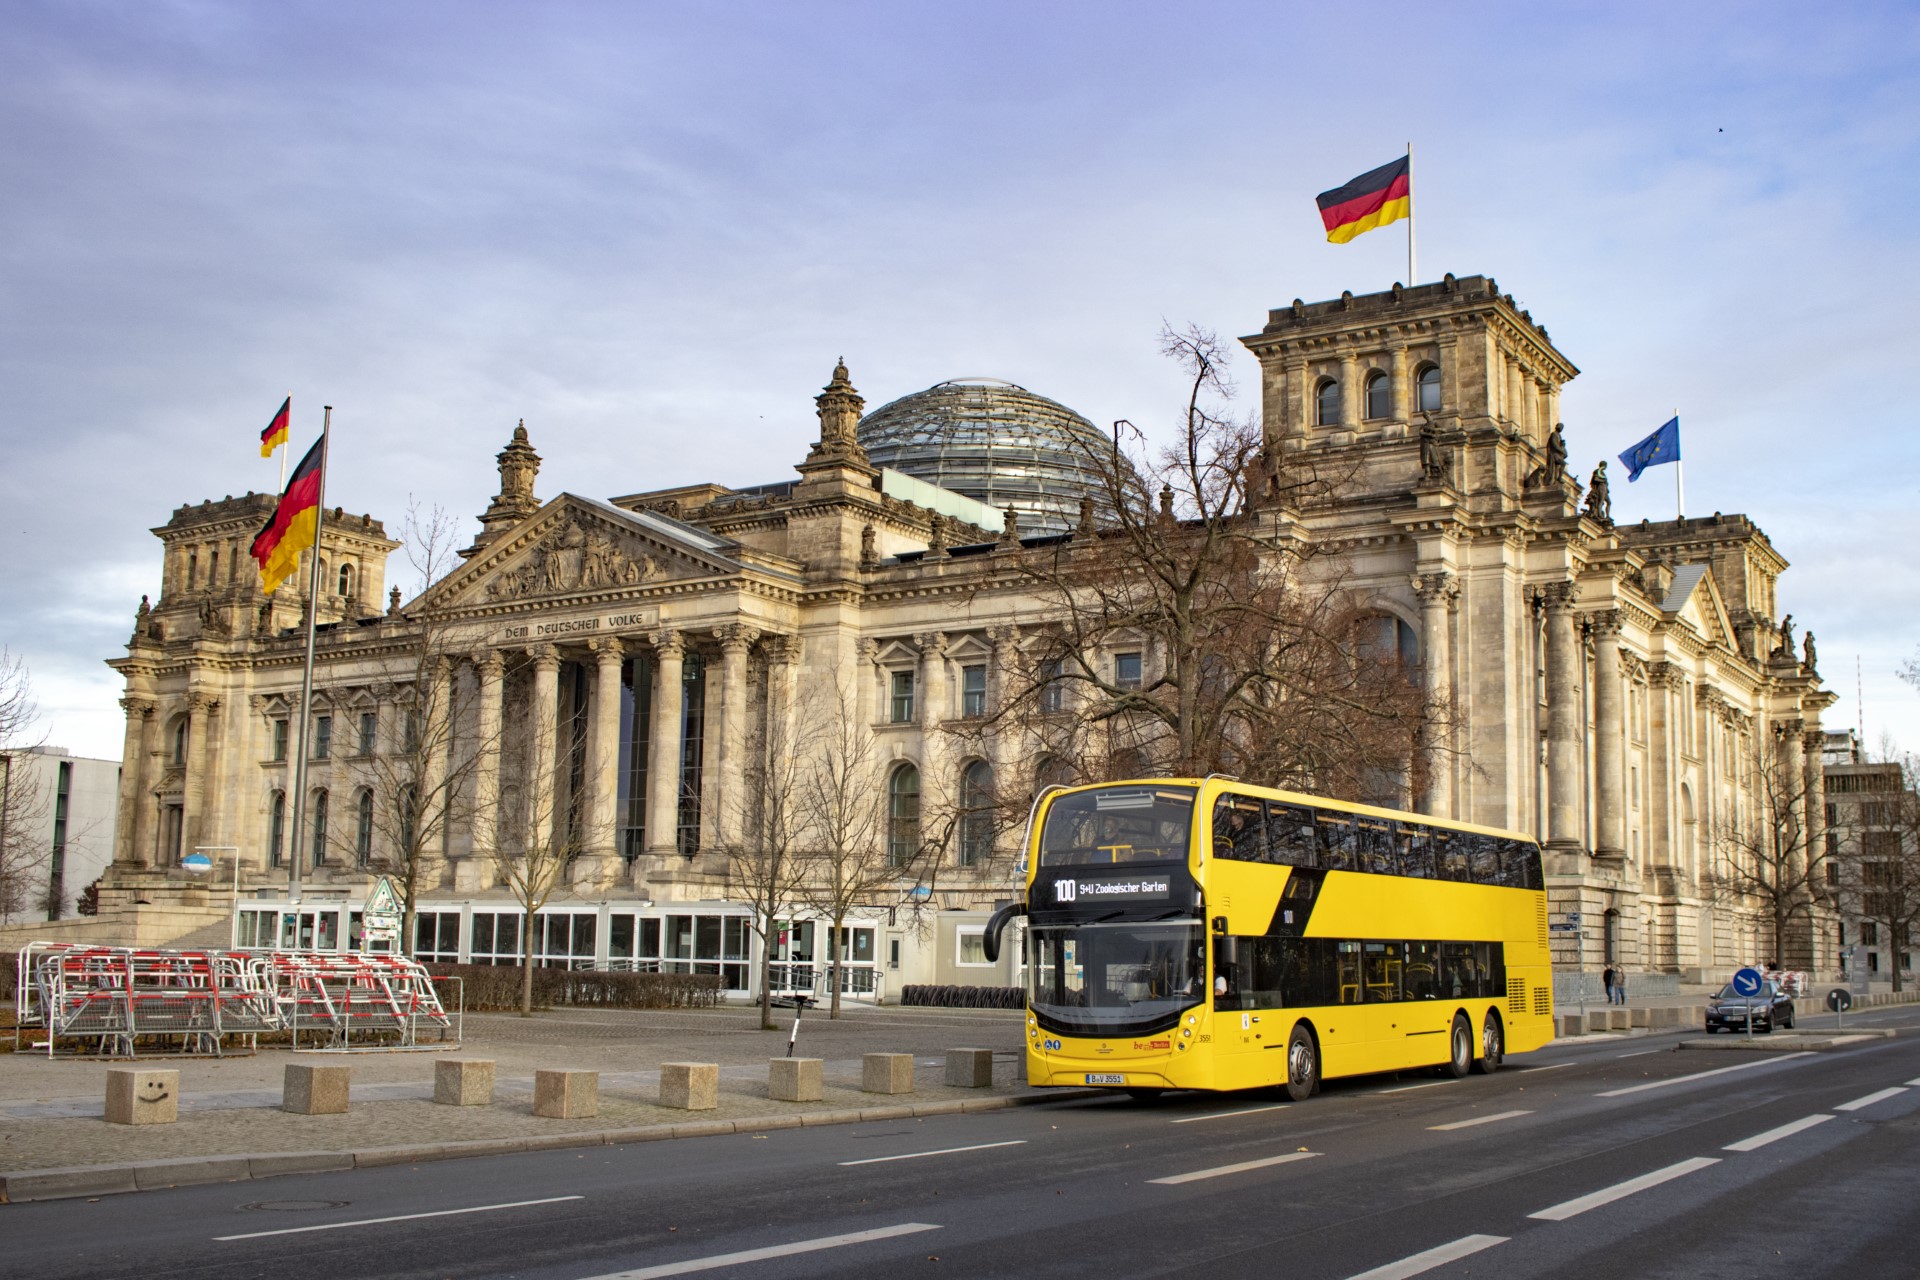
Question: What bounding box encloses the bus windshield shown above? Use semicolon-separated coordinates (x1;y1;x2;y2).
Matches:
1039;786;1196;866
1027;921;1205;1036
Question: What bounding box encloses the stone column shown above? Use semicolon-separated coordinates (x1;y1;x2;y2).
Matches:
856;638;881;728
1591;610;1625;861
715;625;758;851
1389;345;1410;428
1507;360;1526;434
1779;718;1808;886
527;646;561;852
646;630;685;856
1804;727;1828;890
917;632;950;725
179;692;215;863
1415;574;1456;818
1543;583;1582;854
114;698;155;867
418;658;453;886
574;638;624;881
1338;351;1360;429
1286;355;1309;439
468;652;506;871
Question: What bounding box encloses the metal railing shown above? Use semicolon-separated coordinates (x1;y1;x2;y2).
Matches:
15;943;281;1057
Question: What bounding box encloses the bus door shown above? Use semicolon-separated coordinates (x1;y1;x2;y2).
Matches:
1311;940;1369;1079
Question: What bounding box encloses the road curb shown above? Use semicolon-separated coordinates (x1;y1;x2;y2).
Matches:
0;1087;1104;1204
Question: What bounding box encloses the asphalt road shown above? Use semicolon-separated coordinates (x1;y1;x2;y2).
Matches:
9;1002;1919;1280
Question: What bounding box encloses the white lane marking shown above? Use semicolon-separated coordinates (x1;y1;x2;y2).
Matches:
838;1140;1026;1166
1344;1234;1509;1280
1910;1077;1920;1087
1374;1080;1456;1094
1170;1104;1293;1124
1597;1052;1815;1097
1428;1109;1533;1131
214;1196;583;1241
1518;1062;1574;1072
1150;1150;1321;1185
1528;1157;1720;1221
1615;1050;1658;1059
575;1223;942;1279
1723;1113;1835;1152
1835;1087;1909;1113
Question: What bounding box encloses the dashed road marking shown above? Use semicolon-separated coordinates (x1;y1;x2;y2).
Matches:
215;1196;583;1241
1344;1234;1509;1280
1723;1113;1834;1152
1150;1150;1321;1185
1428;1109;1532;1131
1597;1052;1814;1097
1835;1087;1908;1113
838;1140;1026;1166
573;1223;942;1279
1528;1157;1720;1221
1170;1104;1292;1124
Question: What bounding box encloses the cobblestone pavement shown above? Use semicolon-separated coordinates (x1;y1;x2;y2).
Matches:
0;1003;1033;1175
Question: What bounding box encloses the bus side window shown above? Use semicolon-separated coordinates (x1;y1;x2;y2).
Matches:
1357;819;1396;875
1466;833;1504;885
1500;839;1538;888
1517;843;1544;890
1317;814;1357;871
1440;941;1478;997
1476;941;1508;997
1434;830;1469;881
1211;796;1266;862
1398;824;1434;878
1335;940;1364;1003
1403;941;1440;998
1267;803;1317;866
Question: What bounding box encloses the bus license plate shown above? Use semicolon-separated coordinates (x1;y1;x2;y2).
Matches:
1085;1073;1126;1085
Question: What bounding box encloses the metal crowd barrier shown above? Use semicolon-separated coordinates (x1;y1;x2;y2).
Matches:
253;952;453;1050
15;943;281;1058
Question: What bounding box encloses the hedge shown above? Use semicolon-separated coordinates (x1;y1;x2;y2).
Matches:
900;983;1024;1010
425;963;725;1012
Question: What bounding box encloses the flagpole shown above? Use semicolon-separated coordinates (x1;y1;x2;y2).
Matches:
1406;141;1416;286
286;405;332;907
277;394;289;493
1673;406;1683;519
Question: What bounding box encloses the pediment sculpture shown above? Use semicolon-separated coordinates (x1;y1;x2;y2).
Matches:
486;517;666;601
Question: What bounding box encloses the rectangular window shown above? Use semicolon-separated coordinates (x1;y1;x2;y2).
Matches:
961;665;987;718
1038;658;1064;713
1316;812;1358;871
1266;802;1317;866
890;670;915;723
1114;652;1142;691
1212;795;1268;862
677;653;706;854
619;654;653;860
358;711;377;756
1864;832;1902;859
314;715;331;760
957;927;990;966
272;719;288;762
1863;922;1880;946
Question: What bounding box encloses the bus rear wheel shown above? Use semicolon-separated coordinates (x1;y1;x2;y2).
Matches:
1285;1024;1319;1102
1446;1013;1473;1077
1476;1012;1504;1074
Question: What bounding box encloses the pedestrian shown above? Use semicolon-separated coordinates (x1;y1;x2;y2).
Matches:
1613;969;1627;1005
1602;965;1618;1006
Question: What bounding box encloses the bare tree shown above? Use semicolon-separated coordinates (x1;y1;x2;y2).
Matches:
723;649;811;1029
791;678;929;1018
338;504;492;954
1705;734;1831;968
493;742;590;1016
0;650;48;921
991;324;1442;806
1835;755;1920;993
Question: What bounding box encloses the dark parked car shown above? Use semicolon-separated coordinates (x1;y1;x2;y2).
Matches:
1704;980;1795;1033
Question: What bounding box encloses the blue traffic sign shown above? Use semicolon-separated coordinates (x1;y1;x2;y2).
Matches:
1731;967;1764;997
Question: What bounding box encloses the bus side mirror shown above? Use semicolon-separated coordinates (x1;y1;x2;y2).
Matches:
982;901;1027;964
1211;916;1228;934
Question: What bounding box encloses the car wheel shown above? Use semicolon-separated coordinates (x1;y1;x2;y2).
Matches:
1476;1011;1504;1074
1705;1025;1718;1034
1285;1023;1319;1102
1784;1009;1795;1029
1446;1013;1473;1077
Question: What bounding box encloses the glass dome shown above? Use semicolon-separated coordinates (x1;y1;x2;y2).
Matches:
857;378;1112;538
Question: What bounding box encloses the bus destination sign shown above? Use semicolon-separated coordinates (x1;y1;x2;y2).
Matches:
1054;874;1173;905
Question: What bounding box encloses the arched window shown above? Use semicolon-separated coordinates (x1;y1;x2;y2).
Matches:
1316;379;1341;427
187;551;198;588
1364;371;1390;420
311;789;329;869
959;761;994;867
1357;614;1419;671
1416;364;1441;413
338;562;355;598
887;764;921;867
268;791;286;868
172;718;188;765
208;546;219;584
355;789;374;867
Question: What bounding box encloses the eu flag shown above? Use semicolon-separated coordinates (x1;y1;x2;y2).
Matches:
1619;416;1680;482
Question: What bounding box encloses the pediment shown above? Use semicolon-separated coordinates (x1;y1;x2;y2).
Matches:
1667;564;1737;653
437;494;743;608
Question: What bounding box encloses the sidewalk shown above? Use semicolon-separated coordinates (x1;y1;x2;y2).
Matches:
0;1003;1054;1201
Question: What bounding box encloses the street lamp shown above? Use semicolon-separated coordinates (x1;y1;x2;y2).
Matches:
183;845;243;925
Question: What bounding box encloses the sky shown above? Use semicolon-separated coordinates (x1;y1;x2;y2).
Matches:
4;1;1918;762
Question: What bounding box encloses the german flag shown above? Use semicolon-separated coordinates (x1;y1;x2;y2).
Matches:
250;436;324;594
1316;155;1411;245
259;396;291;457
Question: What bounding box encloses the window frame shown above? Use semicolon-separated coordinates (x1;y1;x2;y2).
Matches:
961;664;987;718
1363;370;1390;420
1316;378;1341;427
889;669;916;724
1415;364;1441;413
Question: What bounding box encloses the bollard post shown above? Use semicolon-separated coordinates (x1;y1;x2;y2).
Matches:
106;1069;179;1125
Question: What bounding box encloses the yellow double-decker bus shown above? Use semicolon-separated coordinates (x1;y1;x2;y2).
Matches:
983;778;1554;1099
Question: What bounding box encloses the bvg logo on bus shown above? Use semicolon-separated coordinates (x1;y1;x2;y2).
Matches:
1133;1039;1171;1051
1055;879;1077;903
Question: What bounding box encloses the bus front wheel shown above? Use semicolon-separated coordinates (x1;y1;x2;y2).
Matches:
1476;1011;1504;1074
1285;1024;1319;1102
1446;1014;1473;1077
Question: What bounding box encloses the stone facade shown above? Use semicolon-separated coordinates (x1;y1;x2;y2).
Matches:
99;275;1837;984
